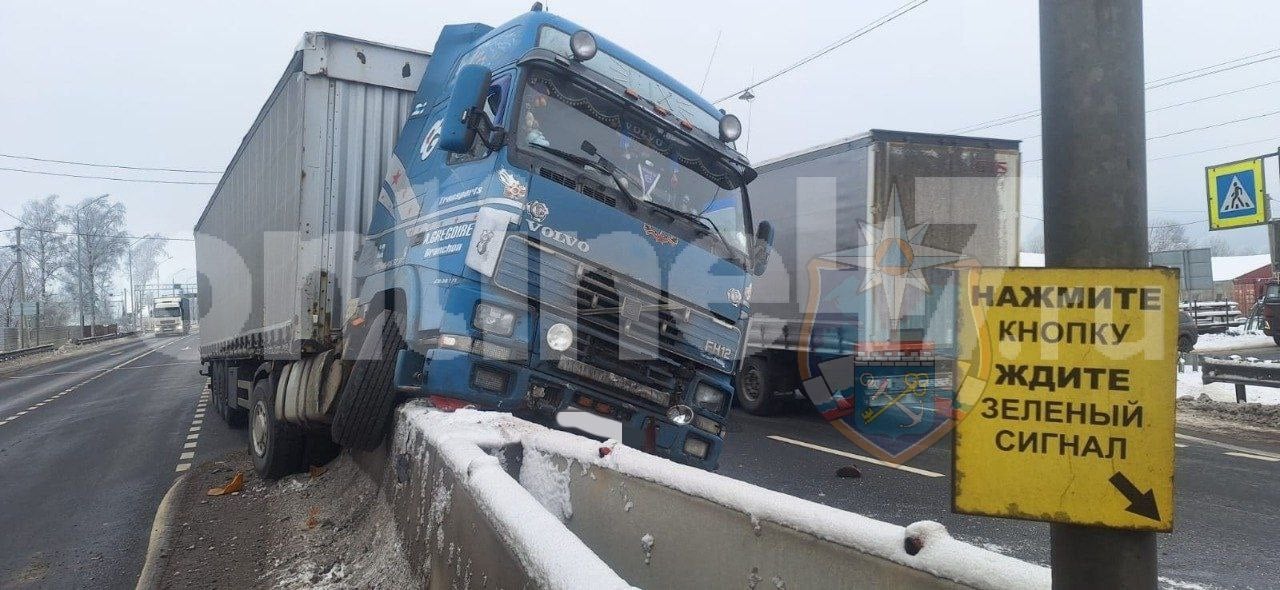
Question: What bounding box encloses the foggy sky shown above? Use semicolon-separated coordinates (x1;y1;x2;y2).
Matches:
2;0;1277;288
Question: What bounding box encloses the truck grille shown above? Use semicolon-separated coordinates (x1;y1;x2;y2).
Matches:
493;235;737;405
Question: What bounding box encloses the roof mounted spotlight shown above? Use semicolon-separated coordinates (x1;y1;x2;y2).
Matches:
569;30;597;61
719;113;743;142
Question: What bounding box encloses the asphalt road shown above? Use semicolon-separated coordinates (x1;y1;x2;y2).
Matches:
0;334;241;589
719;400;1280;590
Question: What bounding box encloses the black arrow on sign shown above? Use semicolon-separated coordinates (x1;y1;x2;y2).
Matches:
1109;472;1160;521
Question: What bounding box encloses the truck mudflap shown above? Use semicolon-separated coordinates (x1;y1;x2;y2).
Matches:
407;348;724;470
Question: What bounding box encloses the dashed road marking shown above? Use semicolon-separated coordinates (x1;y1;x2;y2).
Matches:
174;384;212;474
1175;443;1188;448
0;335;191;429
1224;451;1280;463
767;435;946;478
1176;432;1280;460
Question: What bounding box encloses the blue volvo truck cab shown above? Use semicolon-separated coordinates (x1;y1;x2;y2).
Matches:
330;7;770;470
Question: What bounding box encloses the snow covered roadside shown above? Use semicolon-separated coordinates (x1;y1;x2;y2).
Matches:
401;404;1050;590
1176;367;1280;405
1193;328;1274;353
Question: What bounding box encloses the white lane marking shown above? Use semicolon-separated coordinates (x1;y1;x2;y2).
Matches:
184;441;197;449
187;433;199;440
188;426;200;432
26;406;38;410
1176;433;1280;460
1175;443;1188;448
15;411;27;416
767;435;946;478
179;451;195;460
175;463;191;472
1224;451;1280;463
191;420;203;426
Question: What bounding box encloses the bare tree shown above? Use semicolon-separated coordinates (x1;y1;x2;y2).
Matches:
1148;218;1197;253
1207;237;1239;256
60;196;127;334
1021;222;1044;253
128;235;167;322
19;195;68;330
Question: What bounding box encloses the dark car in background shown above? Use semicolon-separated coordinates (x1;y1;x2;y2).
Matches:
1178;311;1198;352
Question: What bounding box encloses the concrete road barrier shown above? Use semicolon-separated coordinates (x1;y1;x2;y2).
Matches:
370;402;1049;590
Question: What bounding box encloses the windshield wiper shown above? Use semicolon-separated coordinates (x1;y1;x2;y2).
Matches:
528;142;640;210
640;199;742;265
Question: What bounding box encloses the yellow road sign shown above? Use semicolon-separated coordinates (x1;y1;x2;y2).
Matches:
1206;158;1267;230
953;268;1177;532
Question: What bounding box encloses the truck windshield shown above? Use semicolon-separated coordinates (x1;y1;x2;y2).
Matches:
514;67;750;258
153;307;182;318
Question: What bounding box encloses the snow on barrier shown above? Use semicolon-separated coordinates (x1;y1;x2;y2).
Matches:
370;402;1049;589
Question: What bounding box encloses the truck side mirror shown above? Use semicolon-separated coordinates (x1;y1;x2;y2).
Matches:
439;64;493;153
751;220;774;276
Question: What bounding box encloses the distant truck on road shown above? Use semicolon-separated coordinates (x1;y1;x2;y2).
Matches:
148;296;192;337
738;130;1020;415
196;8;766;478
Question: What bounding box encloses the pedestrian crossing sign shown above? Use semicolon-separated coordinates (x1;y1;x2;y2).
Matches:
1206;158;1267;230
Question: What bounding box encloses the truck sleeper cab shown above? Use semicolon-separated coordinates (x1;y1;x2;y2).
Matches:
332;10;770;471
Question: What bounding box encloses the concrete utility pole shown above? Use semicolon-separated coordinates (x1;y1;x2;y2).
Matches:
1040;1;1156;587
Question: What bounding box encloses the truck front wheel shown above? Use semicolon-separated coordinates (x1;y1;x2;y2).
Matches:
736;356;779;416
249;378;304;479
330;310;405;451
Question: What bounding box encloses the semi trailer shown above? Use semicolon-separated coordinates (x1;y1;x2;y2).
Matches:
196;7;767;478
738;130;1020;419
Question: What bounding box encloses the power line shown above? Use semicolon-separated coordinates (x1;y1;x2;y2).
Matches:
1146;109;1280;140
0;166;217;186
712;0;931;104
1147;78;1280;113
1019;107;1280;143
0;153;221;174
0;207;194;242
950;48;1280;134
1149;136;1280;162
1024;131;1280;165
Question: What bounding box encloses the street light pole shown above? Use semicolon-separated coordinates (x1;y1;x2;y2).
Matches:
1040;1;1156;587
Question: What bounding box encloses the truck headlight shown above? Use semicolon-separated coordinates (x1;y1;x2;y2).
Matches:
546;322;574;352
473;302;515;336
666;404;694;425
693;383;727;414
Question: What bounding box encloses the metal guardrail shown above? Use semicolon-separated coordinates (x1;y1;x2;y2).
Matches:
1200;356;1280;402
0;344;56;363
71;331;138;345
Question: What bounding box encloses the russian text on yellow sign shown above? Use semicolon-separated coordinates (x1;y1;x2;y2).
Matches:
953;267;1176;532
1206;157;1267;230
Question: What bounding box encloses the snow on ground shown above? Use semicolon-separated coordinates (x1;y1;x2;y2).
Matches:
1194;328;1274;352
1176;367;1280;405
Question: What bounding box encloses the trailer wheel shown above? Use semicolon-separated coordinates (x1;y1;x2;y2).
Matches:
736;356;779;416
211;363;247;428
249;378;304;479
330;310;405;451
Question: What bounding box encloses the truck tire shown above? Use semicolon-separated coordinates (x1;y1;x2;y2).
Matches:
249;378;304;479
330;310;405;451
736;356;779;416
211;363;248;428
